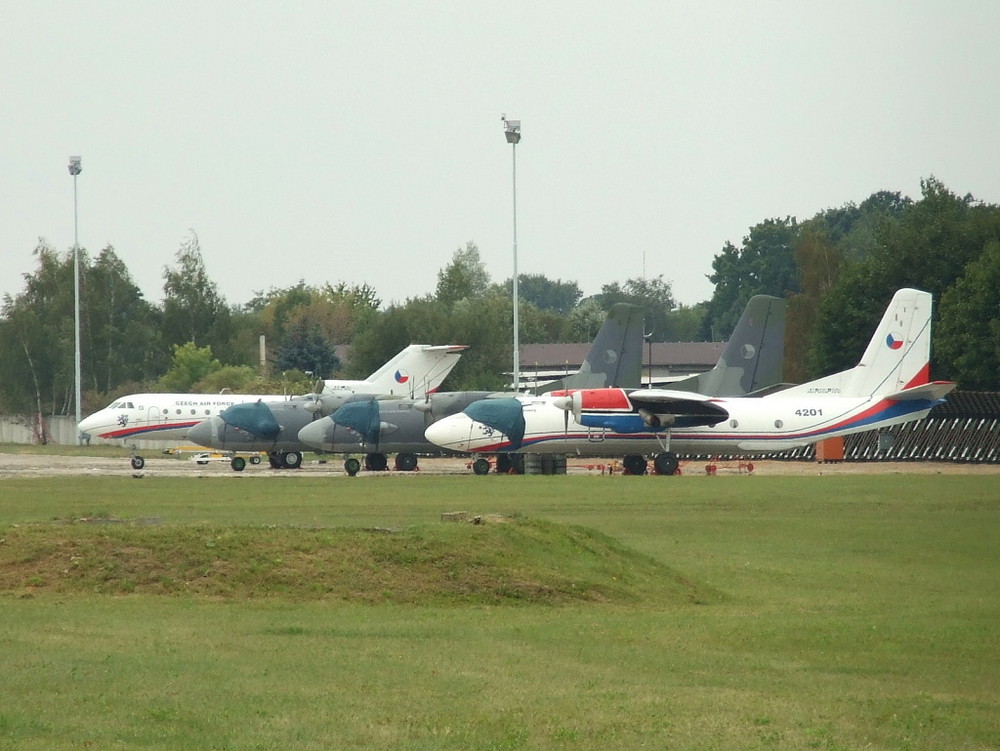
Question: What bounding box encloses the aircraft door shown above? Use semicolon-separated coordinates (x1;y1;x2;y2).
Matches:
587;427;608;443
147;406;165;427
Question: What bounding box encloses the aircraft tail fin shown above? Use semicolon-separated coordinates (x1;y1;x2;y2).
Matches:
537;303;644;393
362;344;466;399
778;288;933;400
672;295;786;396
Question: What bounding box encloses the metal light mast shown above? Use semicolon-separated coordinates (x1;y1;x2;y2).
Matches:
502;115;521;391
68;155;82;444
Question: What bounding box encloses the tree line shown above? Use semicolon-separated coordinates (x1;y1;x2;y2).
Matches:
2;176;998;417
701;177;1000;389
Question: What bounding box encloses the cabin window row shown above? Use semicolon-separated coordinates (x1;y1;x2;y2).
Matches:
111;403;218;416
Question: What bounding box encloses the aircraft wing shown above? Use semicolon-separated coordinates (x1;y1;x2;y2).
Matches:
560;388;729;432
624;389;730;427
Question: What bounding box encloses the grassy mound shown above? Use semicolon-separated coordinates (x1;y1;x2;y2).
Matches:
0;517;713;605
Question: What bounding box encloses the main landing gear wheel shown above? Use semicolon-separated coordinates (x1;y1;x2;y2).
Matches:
653;452;679;476
472;458;491;475
394;452;418;471
623;454;648;475
230;456;246;472
282;451;303;469
130;456;145;470
344;457;361;476
268;454;283;469
365;453;388;472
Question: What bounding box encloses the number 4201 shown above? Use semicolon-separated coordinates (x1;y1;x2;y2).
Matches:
794;408;823;417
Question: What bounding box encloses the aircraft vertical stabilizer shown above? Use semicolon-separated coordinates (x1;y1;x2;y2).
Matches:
672;295;785;396
778;288;933;399
352;344;466;399
846;288;931;396
537;303;644;393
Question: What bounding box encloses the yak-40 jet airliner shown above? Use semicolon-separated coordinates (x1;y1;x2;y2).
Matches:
424;288;955;476
77;344;464;469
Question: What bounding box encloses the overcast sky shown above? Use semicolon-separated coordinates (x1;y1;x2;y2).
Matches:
4;1;999;312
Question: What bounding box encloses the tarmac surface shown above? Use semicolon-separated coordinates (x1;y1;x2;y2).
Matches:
1;452;997;479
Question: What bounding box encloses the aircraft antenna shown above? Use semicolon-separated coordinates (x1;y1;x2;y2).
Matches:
643;328;654;388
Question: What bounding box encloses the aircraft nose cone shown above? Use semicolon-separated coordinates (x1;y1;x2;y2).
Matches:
187;417;220;448
297;419;330;450
77;413;100;434
424;416;467;450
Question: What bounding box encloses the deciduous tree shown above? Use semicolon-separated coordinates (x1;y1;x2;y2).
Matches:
436;241;490;306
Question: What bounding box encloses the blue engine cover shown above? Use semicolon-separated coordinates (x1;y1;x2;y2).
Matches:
463;398;525;451
331;399;382;445
220;401;281;441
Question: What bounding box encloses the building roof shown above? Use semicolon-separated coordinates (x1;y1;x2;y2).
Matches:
520;342;724;371
332;341;724;378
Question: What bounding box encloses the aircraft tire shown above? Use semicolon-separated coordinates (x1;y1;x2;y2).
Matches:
653;452;679;476
268;454;283;469
283;451;303;469
496;454;512;474
365;453;388;472
395;452;418;471
539;454;555;475
231;456;247;472
522;454;542;475
345;457;361;476
131;456;145;470
472;457;491;476
623;454;648;475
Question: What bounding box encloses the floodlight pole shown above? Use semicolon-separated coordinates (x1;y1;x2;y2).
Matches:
68;156;82;445
502;116;521;392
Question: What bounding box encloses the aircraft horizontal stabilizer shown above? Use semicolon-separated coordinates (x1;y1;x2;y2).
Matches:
885;381;957;402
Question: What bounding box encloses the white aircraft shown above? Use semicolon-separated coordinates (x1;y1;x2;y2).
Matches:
424;288;956;476
78;344;465;469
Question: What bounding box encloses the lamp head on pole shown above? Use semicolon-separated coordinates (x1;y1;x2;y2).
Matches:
68;156;82;176
501;115;521;144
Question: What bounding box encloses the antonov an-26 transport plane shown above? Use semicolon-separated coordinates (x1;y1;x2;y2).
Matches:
424;289;956;476
78;344;465;469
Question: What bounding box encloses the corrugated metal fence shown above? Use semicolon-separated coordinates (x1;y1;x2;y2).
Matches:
682;391;1000;464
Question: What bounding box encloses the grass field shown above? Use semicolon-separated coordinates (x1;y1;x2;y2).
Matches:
1;470;998;750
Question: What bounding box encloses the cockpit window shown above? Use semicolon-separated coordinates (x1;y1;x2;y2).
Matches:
126;402;135;409
110;402;121;409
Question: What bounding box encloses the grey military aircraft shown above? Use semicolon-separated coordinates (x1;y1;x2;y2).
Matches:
186;303;646;472
299;295;785;475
